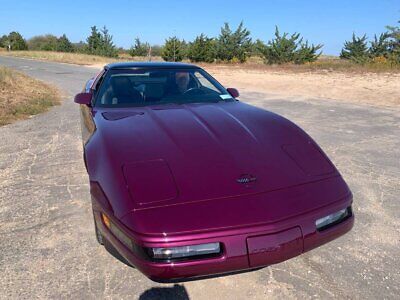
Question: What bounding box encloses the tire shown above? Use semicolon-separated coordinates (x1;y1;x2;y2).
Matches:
93;212;104;245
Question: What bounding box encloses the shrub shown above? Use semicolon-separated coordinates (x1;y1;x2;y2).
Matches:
149;45;163;57
216;22;252;63
28;34;58;51
187;34;216;63
57;34;75;52
73;41;87;53
371;56;388;64
294;41;323;64
129;38;150;57
340;33;369;63
369;33;390;58
0;35;9;48
161;36;185;62
258;26;322;64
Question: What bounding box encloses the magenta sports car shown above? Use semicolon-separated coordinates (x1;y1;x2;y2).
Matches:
74;62;354;282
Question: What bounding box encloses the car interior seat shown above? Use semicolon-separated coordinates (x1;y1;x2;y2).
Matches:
110;76;143;104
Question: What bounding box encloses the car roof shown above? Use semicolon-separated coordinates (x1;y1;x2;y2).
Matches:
105;61;200;70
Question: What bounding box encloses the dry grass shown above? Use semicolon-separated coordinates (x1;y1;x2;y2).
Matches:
200;56;400;74
0;50;162;66
0;66;60;126
0;50;116;65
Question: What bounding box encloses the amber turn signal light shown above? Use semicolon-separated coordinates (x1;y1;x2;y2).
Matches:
101;213;111;229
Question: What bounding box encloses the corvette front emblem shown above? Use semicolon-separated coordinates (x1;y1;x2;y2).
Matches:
237;174;257;184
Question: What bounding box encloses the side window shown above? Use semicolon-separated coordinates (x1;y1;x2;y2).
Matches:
94;71;106;92
91;70;107;105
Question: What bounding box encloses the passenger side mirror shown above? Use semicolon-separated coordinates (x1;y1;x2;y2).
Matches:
227;88;240;99
74;93;92;105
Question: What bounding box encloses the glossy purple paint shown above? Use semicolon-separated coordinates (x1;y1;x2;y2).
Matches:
77;62;354;282
227;87;240;98
74;92;92;105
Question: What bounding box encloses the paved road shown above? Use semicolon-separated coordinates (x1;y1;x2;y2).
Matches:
0;56;399;299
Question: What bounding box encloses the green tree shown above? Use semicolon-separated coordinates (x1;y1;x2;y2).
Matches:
249;40;264;57
28;34;75;52
0;34;8;48
340;33;369;63
216;22;252;62
85;26;117;57
187;34;216;63
369;33;390;58
86;26;102;55
258;27;322;64
57;34;75;52
8;32;28;50
294;41;323;64
162;36;185;62
258;27;299;64
98;26;117;57
386;20;400;62
73;41;87;53
129;37;150;57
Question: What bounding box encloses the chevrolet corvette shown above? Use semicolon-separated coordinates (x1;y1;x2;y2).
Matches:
74;62;354;282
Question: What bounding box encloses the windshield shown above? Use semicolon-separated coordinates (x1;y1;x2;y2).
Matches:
95;68;234;107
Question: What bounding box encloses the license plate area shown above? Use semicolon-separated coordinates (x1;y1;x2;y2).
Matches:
247;227;303;267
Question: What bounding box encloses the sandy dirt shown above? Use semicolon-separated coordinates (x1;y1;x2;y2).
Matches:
204;66;400;107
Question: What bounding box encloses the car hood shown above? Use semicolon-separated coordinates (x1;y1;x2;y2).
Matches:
93;102;338;214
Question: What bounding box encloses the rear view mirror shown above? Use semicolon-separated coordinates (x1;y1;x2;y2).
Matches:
227;88;240;98
74;93;92;105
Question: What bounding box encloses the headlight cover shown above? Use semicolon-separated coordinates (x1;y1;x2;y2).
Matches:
316;207;352;231
147;243;221;261
101;213;222;262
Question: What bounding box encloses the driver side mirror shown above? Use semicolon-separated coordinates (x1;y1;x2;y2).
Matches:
227;88;240;99
74;93;92;105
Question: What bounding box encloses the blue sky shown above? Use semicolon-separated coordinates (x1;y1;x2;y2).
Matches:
0;0;398;55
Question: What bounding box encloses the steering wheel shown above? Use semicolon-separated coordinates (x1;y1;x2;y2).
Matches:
183;88;206;96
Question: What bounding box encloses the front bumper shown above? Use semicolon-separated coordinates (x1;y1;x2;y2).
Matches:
93;196;354;282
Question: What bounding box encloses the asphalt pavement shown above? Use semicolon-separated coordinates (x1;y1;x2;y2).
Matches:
0;56;399;299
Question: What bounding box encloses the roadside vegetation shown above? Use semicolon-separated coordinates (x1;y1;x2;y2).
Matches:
255;27;322;64
0;67;60;126
339;21;400;68
0;20;399;71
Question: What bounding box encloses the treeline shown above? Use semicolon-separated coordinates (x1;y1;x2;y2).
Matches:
141;22;323;65
0;32;75;52
1;20;399;66
0;23;322;64
0;26;118;57
340;21;400;64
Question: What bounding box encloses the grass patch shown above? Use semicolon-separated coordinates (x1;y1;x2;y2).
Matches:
0;66;60;126
200;56;400;74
